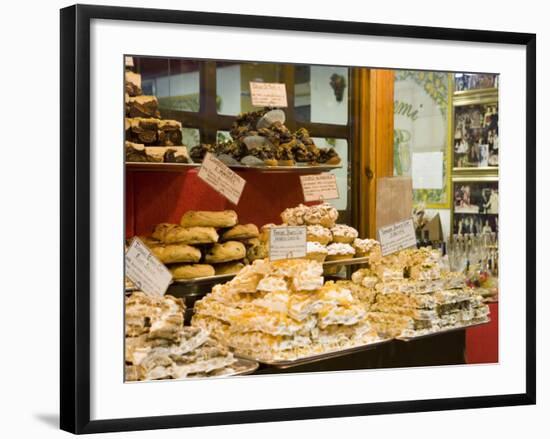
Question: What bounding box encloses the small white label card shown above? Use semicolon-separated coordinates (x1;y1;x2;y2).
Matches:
377;218;417;256
269;226;307;261
300;173;340;202
197;153;246;205
125;237;172;296
411;151;443;189
249;82;288;107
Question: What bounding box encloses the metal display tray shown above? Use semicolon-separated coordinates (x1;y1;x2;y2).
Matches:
236;338;392;369
126;161;342;173
211;358;259;377
172;273;236;285
396;319;491;342
130;358;259;382
166;257;370;286
323;256;370;267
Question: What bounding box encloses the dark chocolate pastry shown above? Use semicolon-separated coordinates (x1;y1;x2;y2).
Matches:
318;147;341;164
164;147;190;163
190;144;216;162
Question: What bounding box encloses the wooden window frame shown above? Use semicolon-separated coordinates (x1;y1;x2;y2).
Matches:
135;59;395;237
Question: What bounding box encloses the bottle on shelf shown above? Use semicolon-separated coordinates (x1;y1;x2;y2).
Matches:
422;230;432;248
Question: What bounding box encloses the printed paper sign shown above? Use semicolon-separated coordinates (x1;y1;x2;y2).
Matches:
411;151;444;189
377;218;417;256
300;173;340;202
125;237;172;296
198;153;246;205
269;226;307;261
250;82;288;107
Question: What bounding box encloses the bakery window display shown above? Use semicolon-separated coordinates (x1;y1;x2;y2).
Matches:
277;203;381;275
125;74;343;171
191;258;383;363
189;108;342;168
352;247;491;339
125;291;258;381
126;203;382;287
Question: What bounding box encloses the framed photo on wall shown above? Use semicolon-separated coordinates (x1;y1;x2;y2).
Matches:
452;178;499;235
60;4;536;434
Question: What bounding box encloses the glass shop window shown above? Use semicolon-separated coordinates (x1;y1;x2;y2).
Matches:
135;57;201;112
312;137;349;212
181;128;200;148
216;62;284;115
295;66;349;125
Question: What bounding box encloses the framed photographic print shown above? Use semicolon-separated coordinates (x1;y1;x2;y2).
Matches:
452;179;499;235
60;4;536;434
453;102;499;168
454;73;499;92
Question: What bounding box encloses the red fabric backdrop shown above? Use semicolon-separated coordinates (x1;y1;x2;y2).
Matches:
126;168;316;237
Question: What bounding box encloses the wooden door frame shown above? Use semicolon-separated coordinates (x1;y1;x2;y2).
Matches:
351;68;395;238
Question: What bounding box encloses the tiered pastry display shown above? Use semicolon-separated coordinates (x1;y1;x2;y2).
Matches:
125;291;244;381
124;70;191;164
275;203;380;266
352;247;491;339
191;258;381;362
189;108;341;167
136;210;259;280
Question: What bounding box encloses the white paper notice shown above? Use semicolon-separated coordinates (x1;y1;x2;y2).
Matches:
125;238;172;296
269;226;307;261
197;153;246;205
411;151;443;189
377;218;417;256
250;82;288;107
300;173;340;202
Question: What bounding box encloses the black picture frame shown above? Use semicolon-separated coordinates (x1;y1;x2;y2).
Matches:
60;4;536;434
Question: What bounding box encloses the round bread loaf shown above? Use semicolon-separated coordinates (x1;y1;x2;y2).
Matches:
213;261;245;275
149;244;201;264
169;264;215;279
205;241;246;263
152;223;219;244
180;210;238;228
221;223;259;241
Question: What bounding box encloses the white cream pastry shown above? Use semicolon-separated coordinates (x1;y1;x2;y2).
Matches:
306;241;328;262
330;224;358;243
352;238;381;259
292;266;324;291
256;276;288;292
326;243;355;261
306;225;333;245
281;203;338;228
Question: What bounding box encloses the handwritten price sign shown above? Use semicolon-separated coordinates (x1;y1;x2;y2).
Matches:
377;218;417;256
250;82;288;107
198;153;246;205
269;226;307;261
125;237;172;296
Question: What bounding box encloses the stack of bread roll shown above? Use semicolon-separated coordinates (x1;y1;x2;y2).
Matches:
124;67;191;164
139;210;260;280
